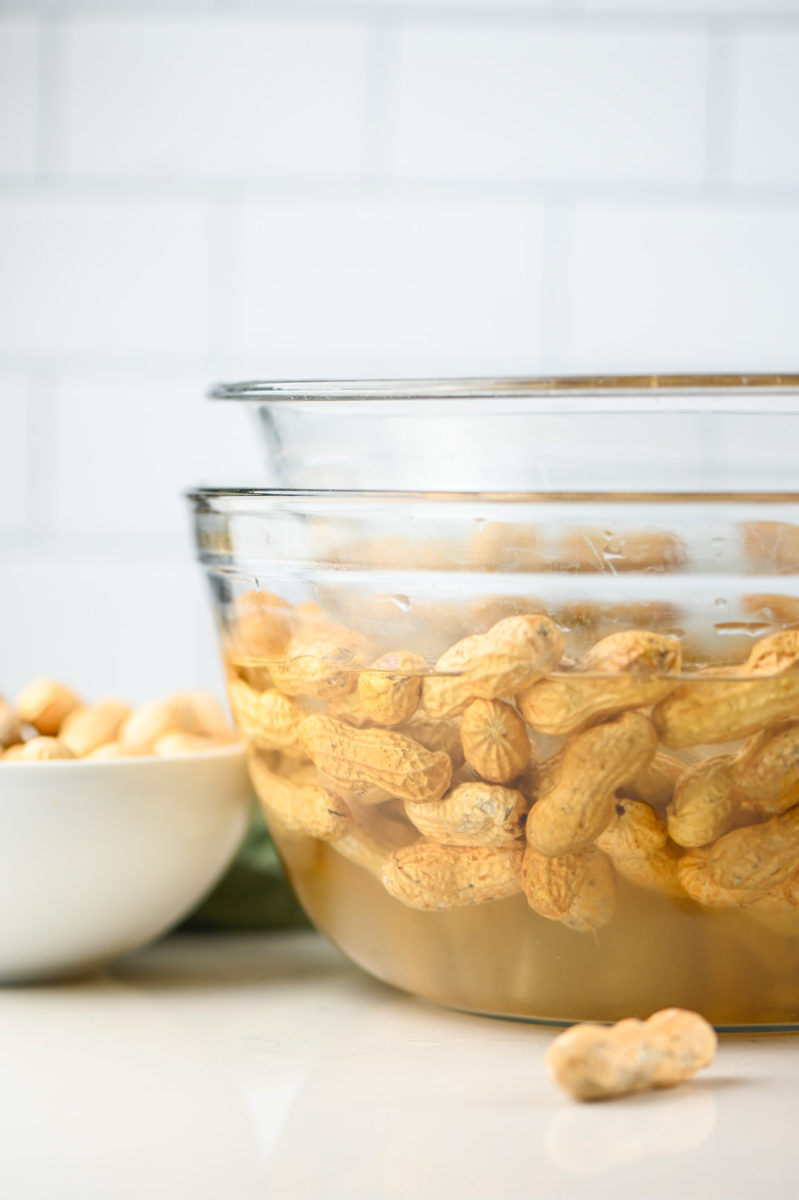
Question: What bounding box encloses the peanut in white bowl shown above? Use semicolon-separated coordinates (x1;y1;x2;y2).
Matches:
0;745;252;983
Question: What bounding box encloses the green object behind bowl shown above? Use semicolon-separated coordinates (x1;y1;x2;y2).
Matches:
184;807;310;932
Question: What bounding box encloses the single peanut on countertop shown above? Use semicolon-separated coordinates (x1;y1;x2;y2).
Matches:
546;1008;716;1101
518;630;681;737
521;844;616;933
422;613;564;719
525;712;657;858
15;679;81;737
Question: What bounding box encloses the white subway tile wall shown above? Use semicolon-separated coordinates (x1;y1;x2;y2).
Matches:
0;1;798;698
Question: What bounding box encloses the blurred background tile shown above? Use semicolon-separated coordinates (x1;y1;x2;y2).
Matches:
0;19;39;179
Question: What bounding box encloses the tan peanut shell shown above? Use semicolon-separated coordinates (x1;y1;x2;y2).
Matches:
299;714;452;803
86;741;144;759
521;844;616;933
398;712;465;767
734;722;799;814
355;651;425;726
559;529;687;574
381;841;524;910
676;848;787;911
460;698;531;783
525;711;657;857
621;750;686;811
119;695;201;751
666;755;739;848
330;825;401;879
153;732;225;756
422;613;564;719
176;692;235;741
15;679;81;736
546;1008;716;1101
518;630;681;736
7;736;75;762
60;701;132;757
653;630;799;748
405;781;527;847
0;697;21;750
270;626;368;701
702;806;799;893
596;798;684;897
227;678;305;754
248;751;350;841
229;589;293;661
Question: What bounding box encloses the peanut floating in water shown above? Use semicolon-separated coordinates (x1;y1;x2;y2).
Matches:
518;630;681;737
460;697;531;783
422;613;564;719
546;1008;717;1101
521;844;616;933
526;711;657;857
381;841;524;910
653;630;799;748
299;714;452;804
405;781;528;847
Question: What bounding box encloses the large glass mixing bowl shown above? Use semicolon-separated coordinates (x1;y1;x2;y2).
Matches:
191;376;799;1026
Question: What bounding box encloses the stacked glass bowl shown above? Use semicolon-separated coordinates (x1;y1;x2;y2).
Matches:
189;376;799;1026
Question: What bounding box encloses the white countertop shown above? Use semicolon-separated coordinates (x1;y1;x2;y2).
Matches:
1;929;796;1200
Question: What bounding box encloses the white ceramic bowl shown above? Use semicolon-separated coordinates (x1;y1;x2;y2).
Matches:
0;745;252;982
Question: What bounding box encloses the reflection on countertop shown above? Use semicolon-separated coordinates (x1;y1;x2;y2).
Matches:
0;931;794;1200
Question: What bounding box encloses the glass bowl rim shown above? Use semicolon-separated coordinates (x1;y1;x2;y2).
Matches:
208;373;799;402
187;487;799;506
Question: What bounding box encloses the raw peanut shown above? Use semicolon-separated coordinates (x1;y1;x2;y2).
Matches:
86;741;144;760
229;589;293;661
12;737;75;762
299;714;452;804
666;755;739;848
742;593;799;626
466;521;549;572
315;771;394;808
620;750;686;811
521;844;616;933
653;630;799;748
743;521;799;572
60;701;131;757
15;679;81;736
356;651;425;726
518;630;681;736
596;798;684;897
2;743;26;761
526;712;657;858
734;722;799;815
0;696;21;750
381;841;524;911
398;712;465;768
153;732;225;756
422;614;564;719
405;781;528;847
555;529;686;574
174;692;234;740
546;1008;716;1101
270;626;368;701
678;848;767;909
227;678;305;755
330;825;401;879
119;695;201;751
248;751;350;841
325;689;372;727
461;698;531;783
703;806;799;893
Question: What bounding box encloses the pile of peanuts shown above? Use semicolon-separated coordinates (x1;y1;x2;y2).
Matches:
226;588;799;930
0;680;236;761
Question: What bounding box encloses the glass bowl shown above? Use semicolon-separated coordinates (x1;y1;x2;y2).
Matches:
191;375;799;1027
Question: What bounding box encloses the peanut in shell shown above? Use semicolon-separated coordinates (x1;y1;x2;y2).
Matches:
521;844;616;933
405;781;528;848
381;841;524;910
460;697;531;783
